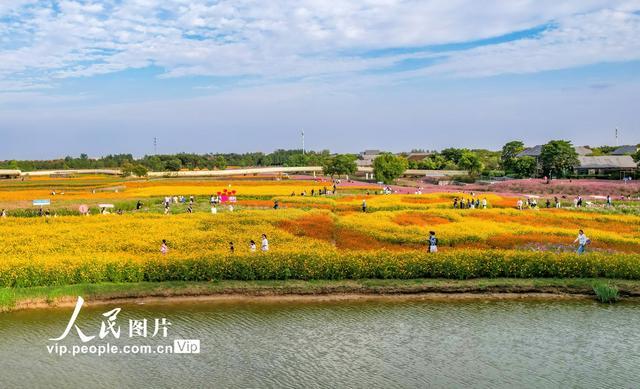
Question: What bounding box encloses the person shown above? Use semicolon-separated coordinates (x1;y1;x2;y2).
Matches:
211;205;217;214
545;199;551;208
164;205;170;215
229;242;235;253
606;195;612;207
136;200;142;210
161;239;168;255
554;196;560;208
481;198;487;209
261;234;269;251
273;200;279;210
573;230;590;254
453;198;458;209
187;204;193;213
0;209;6;218
250;240;257;252
428;231;438;253
362;199;367;213
517;199;523;210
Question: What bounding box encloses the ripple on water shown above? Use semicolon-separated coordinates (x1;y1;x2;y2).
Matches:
0;299;639;388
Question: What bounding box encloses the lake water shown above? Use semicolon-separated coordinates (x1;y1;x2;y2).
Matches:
0;298;639;388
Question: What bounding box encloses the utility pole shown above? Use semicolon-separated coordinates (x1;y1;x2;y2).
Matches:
615;128;619;147
301;129;305;154
154;137;158;155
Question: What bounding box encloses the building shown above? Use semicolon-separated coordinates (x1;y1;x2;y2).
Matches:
517;145;592;175
516;145;592;158
575;156;637;176
405;152;432;162
0;169;21;179
357;150;383;167
611;145;639;156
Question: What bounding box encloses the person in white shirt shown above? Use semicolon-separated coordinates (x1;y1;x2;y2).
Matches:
250;240;257;252
573;230;589;254
517;199;523;210
481;198;487;209
261;234;269;251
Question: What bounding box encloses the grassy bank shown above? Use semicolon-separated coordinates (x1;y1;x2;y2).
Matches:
3;278;640;312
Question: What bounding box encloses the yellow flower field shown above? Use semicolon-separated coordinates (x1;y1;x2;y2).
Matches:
0;177;639;286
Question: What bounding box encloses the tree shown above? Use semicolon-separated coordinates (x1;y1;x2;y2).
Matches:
458;151;484;175
440;148;466;164
165;158;183;171
373;153;408;184
632;149;640;164
285;153;309;167
131;164;148;177
512;156;537;178
213;155;227;170
540;140;579;178
322;154;357;177
121;163;148;177
500;141;525;173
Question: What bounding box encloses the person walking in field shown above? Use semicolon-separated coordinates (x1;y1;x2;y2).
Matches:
161;239;168;255
136;200;143;210
482;198;487;209
261;234;269;251
517;199;523;210
0;209;6;218
573;230;590;254
250;240;257;252
362;199;367;213
428;231;438;253
554;196;560;208
606;195;612;207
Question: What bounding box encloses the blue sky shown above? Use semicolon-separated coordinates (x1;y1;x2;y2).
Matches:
0;1;639;159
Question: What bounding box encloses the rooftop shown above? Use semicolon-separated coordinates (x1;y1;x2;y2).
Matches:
611;145;638;155
577;155;637;169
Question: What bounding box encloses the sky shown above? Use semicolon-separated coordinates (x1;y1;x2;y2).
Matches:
0;1;639;159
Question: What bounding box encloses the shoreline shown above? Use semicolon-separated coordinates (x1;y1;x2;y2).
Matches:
3;278;639;312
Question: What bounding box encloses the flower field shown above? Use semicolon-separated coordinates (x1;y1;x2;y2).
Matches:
0;177;639;287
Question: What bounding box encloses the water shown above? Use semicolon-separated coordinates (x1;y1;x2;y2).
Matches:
1;298;639;388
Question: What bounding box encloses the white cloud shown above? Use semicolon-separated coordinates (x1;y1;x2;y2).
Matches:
0;0;639;90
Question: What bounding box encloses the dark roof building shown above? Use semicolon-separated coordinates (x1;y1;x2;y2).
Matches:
575;156;637;176
516;145;591;158
611;145;639;155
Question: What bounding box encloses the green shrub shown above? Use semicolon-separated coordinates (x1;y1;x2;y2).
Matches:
593;282;619;303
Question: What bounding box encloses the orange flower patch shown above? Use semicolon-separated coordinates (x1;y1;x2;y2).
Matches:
334;228;419;251
392;212;450;227
278;214;335;242
401;197;450;205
